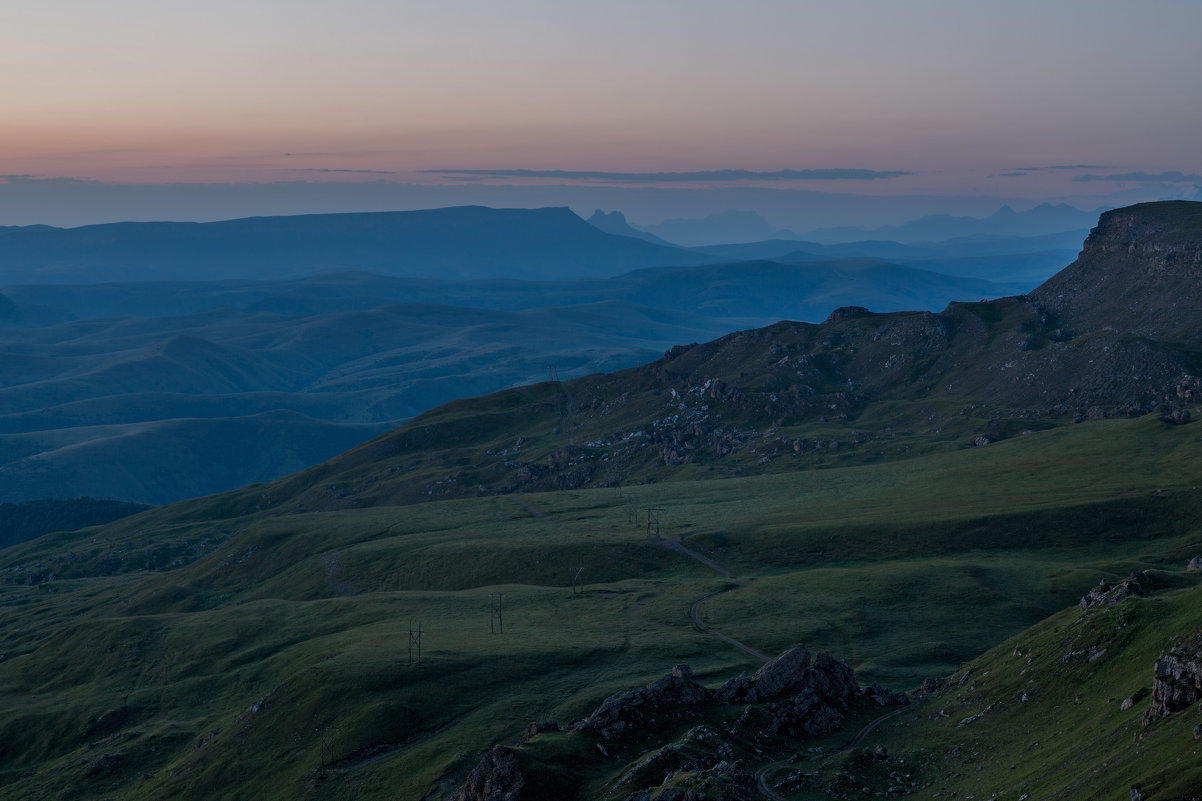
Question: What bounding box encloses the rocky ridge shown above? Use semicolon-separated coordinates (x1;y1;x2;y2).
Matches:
259;202;1202;512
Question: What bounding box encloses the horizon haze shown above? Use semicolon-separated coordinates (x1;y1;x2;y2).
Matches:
3;1;1200;229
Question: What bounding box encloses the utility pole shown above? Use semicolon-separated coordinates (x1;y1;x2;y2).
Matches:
571;565;583;595
408;622;423;667
490;593;504;634
645;508;663;539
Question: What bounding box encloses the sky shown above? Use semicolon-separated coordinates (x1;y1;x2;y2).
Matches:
2;0;1200;228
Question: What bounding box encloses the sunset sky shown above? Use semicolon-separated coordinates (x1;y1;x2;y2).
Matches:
2;0;1200;226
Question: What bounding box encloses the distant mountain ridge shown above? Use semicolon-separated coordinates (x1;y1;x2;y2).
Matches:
228;200;1202;512
0;205;712;284
627;202;1099;247
804;202;1099;243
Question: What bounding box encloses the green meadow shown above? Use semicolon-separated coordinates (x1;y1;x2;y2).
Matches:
1;414;1200;799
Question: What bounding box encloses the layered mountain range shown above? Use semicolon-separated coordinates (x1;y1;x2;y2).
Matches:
0;206;1048;505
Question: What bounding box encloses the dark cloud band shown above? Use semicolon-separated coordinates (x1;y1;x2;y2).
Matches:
1075;171;1202;183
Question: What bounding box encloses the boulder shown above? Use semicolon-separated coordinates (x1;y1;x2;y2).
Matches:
865;682;909;706
455;747;525;801
715;672;752;703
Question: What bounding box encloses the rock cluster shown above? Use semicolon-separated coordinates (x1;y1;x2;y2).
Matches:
459;647;908;800
731;686;846;739
621;759;757;801
1079;571;1148;610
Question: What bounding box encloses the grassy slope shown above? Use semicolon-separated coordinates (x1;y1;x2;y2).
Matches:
826;581;1202;801
1;414;1201;799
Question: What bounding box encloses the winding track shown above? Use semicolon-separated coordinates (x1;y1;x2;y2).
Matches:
650;536;770;663
654;537;732;578
688;587;770;663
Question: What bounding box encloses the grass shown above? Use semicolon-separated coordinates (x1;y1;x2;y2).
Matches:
1;414;1202;799
845;580;1202;800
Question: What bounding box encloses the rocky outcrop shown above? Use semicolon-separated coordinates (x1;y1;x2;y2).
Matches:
716;646;859;704
575;664;711;741
621;759;757;801
574;647;906;747
732;687;846;739
716;646;905;743
1079;571;1148;610
455;747;525;801
460;649;908;800
1143;635;1202;724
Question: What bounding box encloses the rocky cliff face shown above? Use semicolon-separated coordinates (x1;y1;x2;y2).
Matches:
1030;201;1202;339
1143;632;1202;724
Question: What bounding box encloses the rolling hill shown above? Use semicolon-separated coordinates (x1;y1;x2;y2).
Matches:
0;253;1026;505
0;301;736;504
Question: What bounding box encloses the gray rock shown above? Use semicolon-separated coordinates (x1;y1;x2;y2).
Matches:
524;720;559;738
1143;643;1202;724
715;672;752;703
1079;572;1147;610
576;665;711;741
753;646;814;699
454;747;525;801
717;646;819;703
